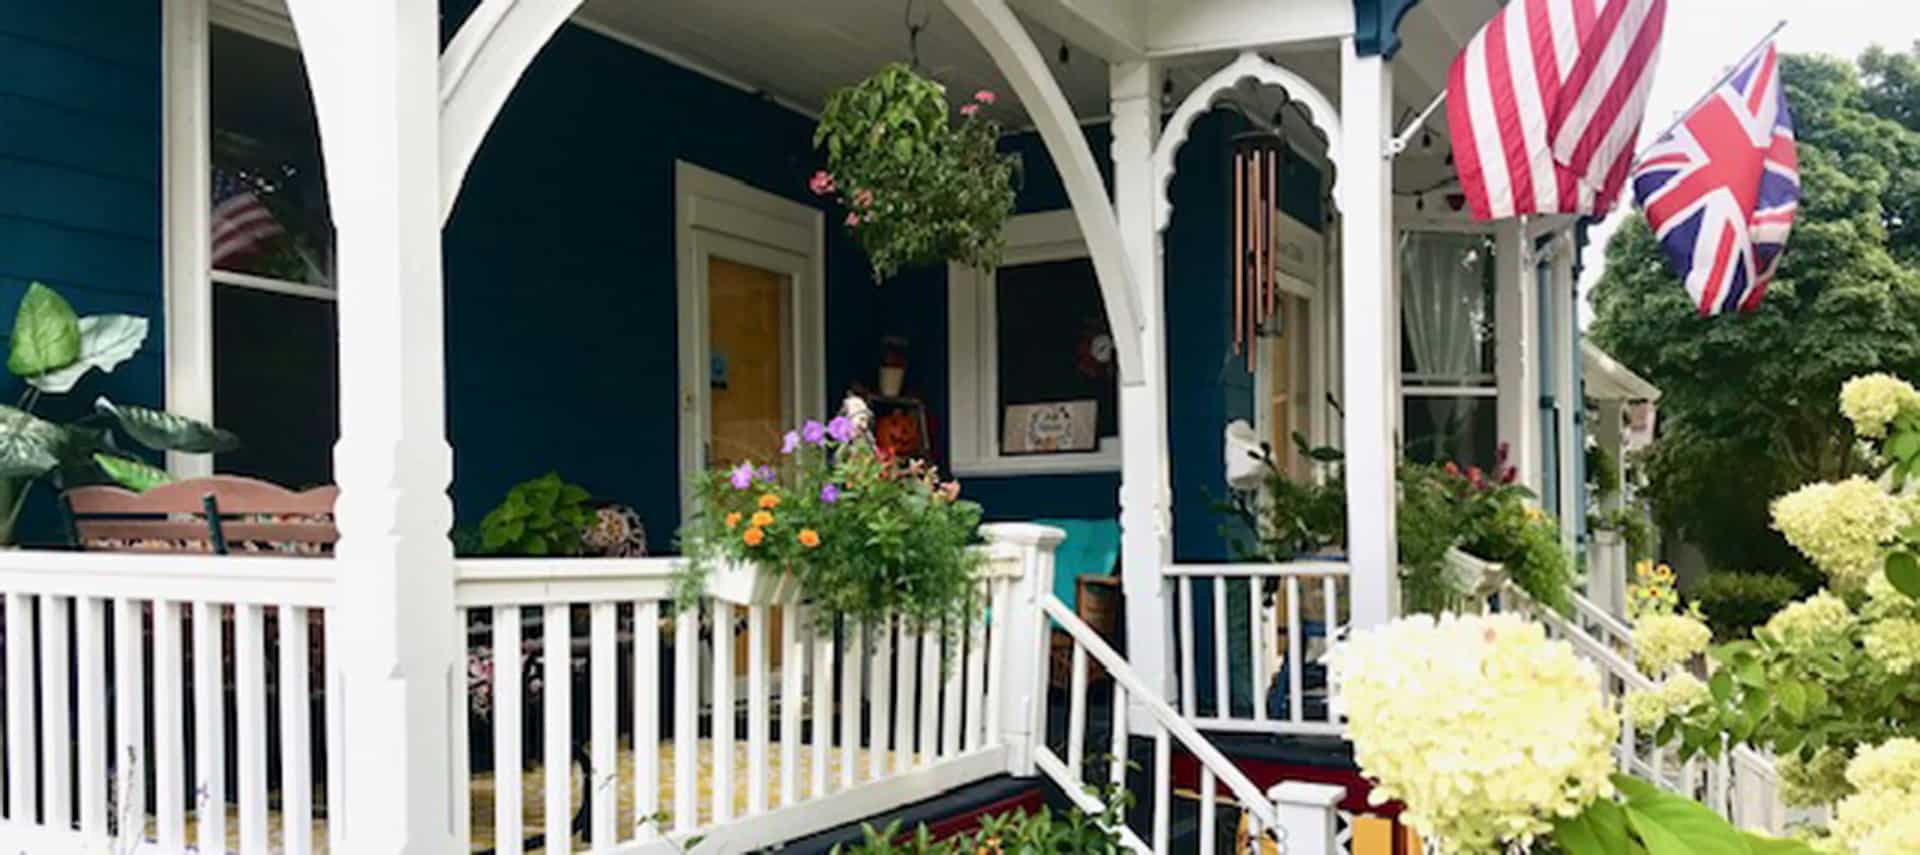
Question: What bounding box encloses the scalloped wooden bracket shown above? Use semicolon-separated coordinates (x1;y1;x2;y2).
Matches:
439;0;587;224
1352;0;1426;60
1151;52;1345;233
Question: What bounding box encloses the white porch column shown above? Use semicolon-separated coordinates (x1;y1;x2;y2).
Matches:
1551;230;1580;546
1338;41;1398;629
285;1;459;851
1496;220;1540;489
1110;59;1177;720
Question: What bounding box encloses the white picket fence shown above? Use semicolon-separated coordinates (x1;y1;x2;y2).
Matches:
1166;561;1352;738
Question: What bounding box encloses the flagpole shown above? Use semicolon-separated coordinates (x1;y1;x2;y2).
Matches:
1639;18;1788;147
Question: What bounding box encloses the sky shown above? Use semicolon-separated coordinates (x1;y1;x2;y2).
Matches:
1576;1;1920;326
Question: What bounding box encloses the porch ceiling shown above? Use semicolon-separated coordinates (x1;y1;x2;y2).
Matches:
574;0;1114;120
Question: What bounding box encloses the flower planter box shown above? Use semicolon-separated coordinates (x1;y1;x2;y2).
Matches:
706;561;798;607
1443;547;1510;609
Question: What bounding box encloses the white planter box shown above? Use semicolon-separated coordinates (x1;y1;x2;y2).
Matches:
1443;547;1509;606
706;561;797;607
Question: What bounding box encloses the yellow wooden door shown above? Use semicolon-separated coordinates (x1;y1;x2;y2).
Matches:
707;257;791;672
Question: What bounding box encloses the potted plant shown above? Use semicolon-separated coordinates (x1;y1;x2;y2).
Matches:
810;66;1020;281
0;282;239;543
677;401;983;634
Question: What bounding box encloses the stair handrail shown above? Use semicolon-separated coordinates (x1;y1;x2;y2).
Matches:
1038;594;1282;834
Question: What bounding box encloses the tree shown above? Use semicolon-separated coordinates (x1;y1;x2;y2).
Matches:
1590;48;1920;575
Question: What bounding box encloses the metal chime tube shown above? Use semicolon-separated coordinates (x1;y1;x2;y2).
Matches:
1234;148;1246;359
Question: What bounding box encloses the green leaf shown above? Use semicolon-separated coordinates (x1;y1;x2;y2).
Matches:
1618;775;1752;855
1710;670;1733;703
1888;551;1920;599
0;405;64;478
1777;680;1808;720
94;397;239;454
26;314;149;393
1741;832;1818;854
1554;798;1634;855
7;283;81;378
93;453;173;492
1890;431;1920;462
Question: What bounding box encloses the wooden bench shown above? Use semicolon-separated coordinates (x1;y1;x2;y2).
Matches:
63;475;338;555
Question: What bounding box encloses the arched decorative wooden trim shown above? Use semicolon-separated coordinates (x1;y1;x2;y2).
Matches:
438;0;585;223
1151;52;1345;233
945;0;1145;385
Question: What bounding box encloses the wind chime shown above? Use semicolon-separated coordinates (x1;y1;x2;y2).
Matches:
1232;132;1287;372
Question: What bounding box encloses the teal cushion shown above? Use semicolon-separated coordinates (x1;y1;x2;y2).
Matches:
1031;517;1120;610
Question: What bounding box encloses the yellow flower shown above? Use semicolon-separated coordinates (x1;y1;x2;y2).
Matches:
798;529;821;548
742;527;765;547
724;511;742;529
750;510;775;528
758;493;781;509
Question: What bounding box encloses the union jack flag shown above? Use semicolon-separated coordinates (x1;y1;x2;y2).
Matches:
1631;42;1799;316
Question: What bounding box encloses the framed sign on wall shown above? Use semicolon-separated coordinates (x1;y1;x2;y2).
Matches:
1003;400;1099;455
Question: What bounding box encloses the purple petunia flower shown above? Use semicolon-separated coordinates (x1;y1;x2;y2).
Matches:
826;416;856;443
756;465;775;483
801;420;827;445
782;431;801;454
819;483;840;504
729;462;755;490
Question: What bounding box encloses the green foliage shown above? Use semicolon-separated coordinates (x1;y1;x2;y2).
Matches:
832;782;1130;854
1397;461;1468;614
478;472;594;557
678;417;983;634
812;65;1020;281
1590;47;1920;574
1589;506;1655;564
1215;432;1346;562
1688;572;1806;642
0;283;235;541
1551;775;1818;855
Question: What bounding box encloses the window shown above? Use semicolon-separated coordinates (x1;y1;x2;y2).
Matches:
948;212;1120;476
1399;230;1498;469
205;22;340;488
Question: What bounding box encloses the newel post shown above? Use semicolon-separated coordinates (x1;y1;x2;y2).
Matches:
980;523;1064;777
1269;781;1348;855
284;0;459;850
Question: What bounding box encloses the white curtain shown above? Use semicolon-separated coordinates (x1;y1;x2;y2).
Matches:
1400;232;1494;460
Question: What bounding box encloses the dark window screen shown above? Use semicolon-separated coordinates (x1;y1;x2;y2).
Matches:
213;286;338;488
994;258;1119;446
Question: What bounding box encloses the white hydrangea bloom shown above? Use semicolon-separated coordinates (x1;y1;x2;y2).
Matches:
1831;739;1920;854
1632;613;1712;676
1840;373;1920;439
1329;613;1618;853
1772;478;1912;590
1764;591;1856;652
1623;673;1711;730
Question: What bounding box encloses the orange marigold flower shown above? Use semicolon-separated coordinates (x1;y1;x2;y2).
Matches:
750;511;775;528
742;527;765;546
798;529;821;549
724;511;743;529
758;493;781;509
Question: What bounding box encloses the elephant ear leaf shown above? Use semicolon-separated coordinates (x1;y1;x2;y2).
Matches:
93;454;174;492
27;315;149;393
8;282;82;378
0;405;65;478
95;397;239;454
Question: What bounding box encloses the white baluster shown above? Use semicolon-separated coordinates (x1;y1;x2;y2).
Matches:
544;603;573;854
633;601;660;839
194;601;227;853
1287;578;1304;724
41;595;73;829
1178;577;1196;717
278;606;314;854
841;623;863;786
236;603;268;853
1067;643;1088;780
746;604;770;816
590;602;617;848
867;620;892;780
9;593;39;821
494;606;525;855
76;597;108;841
673;606;698;831
711;603;735;824
779;599;802;808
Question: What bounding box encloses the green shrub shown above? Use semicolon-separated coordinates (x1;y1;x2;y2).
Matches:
1687;571;1805;641
478;472;594;556
832;803;1126;854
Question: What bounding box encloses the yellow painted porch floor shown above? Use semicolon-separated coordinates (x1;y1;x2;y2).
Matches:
162;738;912;853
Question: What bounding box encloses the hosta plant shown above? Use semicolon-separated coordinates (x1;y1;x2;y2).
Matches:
811;65;1019;281
0;283;239;542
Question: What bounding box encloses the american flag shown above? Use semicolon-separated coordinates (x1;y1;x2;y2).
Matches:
210;170;285;267
1447;0;1670;220
1630;42;1799;316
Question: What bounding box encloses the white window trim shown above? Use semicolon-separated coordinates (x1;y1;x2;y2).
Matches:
165;0;329;477
948;210;1121;477
674;161;827;518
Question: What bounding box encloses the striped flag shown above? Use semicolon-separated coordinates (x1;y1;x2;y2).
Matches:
210;169;285;267
1447;0;1670;220
1630;42;1799;315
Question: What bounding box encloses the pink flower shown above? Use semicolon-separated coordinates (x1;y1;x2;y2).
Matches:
959;103;980;118
845;212;861;227
808;170;836;196
853;188;874;209
973;90;996;104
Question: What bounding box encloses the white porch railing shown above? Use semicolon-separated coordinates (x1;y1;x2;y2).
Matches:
1165;562;1351;737
0;551;341;853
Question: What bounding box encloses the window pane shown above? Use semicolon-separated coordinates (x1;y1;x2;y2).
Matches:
1403;395;1498;470
213;286;338;488
210;27;334;288
1399;232;1495;385
995;259;1118;453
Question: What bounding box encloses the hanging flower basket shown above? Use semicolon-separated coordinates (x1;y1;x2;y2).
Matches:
811;64;1020;281
706;560;798;607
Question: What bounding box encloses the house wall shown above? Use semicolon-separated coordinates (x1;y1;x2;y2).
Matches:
0;0;164;541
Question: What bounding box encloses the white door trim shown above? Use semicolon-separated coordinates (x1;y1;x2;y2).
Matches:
674;161;826;519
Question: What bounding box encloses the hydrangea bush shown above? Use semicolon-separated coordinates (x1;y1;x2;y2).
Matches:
1625;373;1920;851
676;403;983;632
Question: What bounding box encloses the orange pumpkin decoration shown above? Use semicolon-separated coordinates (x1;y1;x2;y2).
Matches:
875;410;920;459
